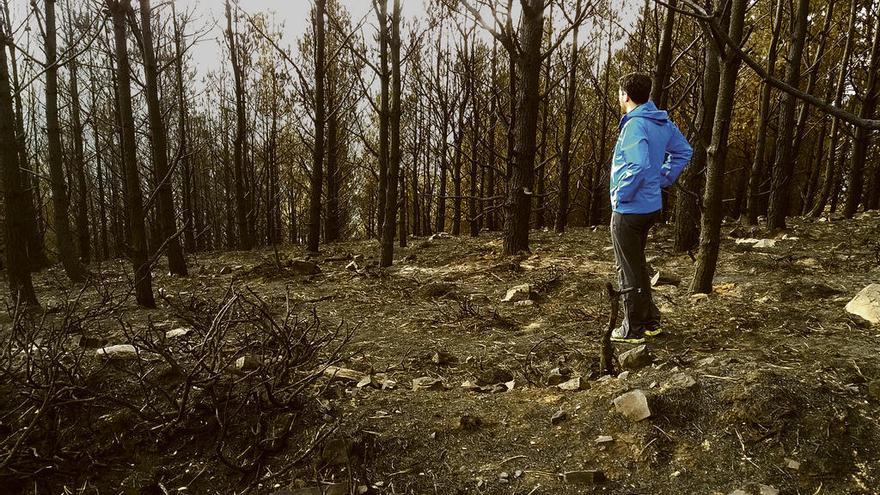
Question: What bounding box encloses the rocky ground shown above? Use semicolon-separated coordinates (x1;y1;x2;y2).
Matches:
2;211;879;495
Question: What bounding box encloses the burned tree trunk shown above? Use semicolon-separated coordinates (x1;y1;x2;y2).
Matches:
0;17;38;306
673;34;720;252
43;0;84;281
140;0;187;275
651;0;676;109
377;0;390;238
225;1;252;250
503;0;544;255
744;0;784;224
555;3;580;234
843;11;880;217
690;0;746;293
810;0;857;217
380;0;401;267
766;0;810;230
109;0;155;307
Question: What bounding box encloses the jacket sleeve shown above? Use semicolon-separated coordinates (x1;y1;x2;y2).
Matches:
616;121;650;203
660;122;693;188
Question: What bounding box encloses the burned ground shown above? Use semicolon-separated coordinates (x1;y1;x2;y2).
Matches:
1;213;879;495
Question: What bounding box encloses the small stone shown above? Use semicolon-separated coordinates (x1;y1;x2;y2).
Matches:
595;435;614;444
613;389;651;421
502;284;532;303
785;458;800;470
514;469;523;478
95;344;140;360
661;373;698;392
412;377;446;391
432;350;456;365
845;284;880;324
619;345;653;370
563;470;606;485
165;327;192;339
753;239;777;249
696;356;716;368
322;365;366;384
356;375;382;389
235;355;263;371
546;367;570;386
618;371;630;380
651;270;681;287
551;409;568;425
498;472;509;483
734;238;760;245
557;376;588;391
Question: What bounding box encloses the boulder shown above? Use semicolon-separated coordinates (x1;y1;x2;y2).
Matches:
613;389;651;421
845;284;880;324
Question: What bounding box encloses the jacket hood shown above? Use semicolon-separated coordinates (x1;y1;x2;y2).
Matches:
619;100;669;129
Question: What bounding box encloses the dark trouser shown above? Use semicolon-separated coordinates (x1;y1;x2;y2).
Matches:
611;210;661;334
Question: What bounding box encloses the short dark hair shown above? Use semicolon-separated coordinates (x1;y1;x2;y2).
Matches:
619;73;652;104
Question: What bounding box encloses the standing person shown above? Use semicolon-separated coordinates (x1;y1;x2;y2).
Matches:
610;73;693;344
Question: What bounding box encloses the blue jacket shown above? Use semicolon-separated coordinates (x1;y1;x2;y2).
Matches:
610;101;693;214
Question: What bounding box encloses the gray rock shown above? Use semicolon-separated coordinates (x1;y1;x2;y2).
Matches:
728;486;779;495
546;367;570;386
165;327;192;339
432;350;457;365
661;373;698;392
551;409;568;425
845;284;880;324
619;345;653;370
651;270;681;287
502;284;532;302
557;376;588;391
412;377;446;391
563;470;606;485
95;344;141;360
322;365;366;384
613;389;651;421
235;355;263;371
